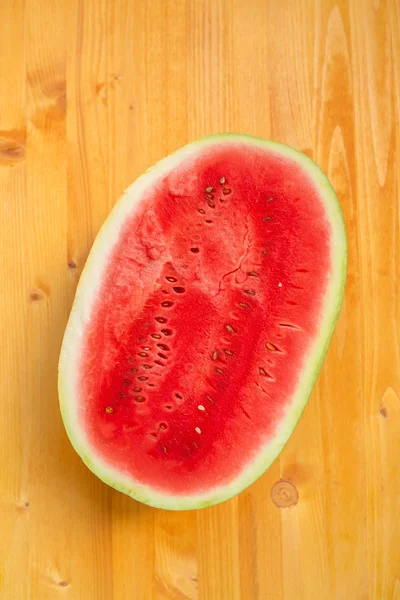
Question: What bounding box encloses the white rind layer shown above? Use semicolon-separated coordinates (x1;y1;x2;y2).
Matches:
58;133;347;510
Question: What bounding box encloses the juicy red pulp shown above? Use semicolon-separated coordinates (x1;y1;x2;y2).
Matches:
81;144;331;495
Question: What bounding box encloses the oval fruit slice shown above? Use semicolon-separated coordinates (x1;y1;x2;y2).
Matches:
59;134;347;510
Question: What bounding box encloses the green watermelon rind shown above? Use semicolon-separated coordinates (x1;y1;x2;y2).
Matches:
58;133;347;511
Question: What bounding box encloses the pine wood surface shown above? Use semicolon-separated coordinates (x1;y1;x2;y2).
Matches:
0;0;399;598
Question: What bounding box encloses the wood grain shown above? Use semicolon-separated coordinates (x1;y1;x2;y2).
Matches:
0;0;399;598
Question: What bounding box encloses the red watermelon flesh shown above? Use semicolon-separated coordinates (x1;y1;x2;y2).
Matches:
59;135;347;509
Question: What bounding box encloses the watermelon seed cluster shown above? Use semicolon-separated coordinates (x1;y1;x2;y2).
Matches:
103;272;186;417
200;176;231;218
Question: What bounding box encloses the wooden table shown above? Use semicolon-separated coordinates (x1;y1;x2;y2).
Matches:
1;1;399;598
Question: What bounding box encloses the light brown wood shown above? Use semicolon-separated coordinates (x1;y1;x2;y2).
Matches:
1;0;399;598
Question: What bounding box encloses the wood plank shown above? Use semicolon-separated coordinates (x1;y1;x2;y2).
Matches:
0;1;29;598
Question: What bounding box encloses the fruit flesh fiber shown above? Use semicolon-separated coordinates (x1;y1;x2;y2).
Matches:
80;143;331;495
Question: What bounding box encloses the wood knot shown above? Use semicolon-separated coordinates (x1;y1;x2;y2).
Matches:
29;290;44;303
379;405;387;418
0;136;26;165
271;480;299;508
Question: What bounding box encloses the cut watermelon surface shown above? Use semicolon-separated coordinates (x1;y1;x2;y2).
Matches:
59;134;347;510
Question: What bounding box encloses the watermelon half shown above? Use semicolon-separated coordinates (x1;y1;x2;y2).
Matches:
59;134;347;510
